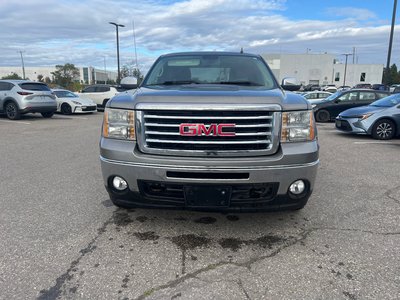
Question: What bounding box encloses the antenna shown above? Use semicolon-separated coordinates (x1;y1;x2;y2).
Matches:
132;20;138;70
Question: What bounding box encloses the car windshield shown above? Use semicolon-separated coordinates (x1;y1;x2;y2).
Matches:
323;91;342;101
142;54;276;89
54;90;78;98
370;94;400;107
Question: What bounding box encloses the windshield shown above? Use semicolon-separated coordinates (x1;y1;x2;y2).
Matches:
142;54;276;89
324;91;342;101
370;94;400;107
54;90;78;98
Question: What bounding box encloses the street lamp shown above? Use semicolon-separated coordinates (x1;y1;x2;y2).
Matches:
18;51;26;79
341;53;352;87
385;0;397;85
109;22;125;84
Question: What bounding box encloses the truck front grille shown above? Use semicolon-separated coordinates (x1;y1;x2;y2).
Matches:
137;108;280;157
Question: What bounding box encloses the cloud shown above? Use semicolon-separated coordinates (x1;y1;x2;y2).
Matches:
0;0;396;75
325;7;378;21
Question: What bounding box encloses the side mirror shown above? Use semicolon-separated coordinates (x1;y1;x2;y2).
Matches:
281;77;301;91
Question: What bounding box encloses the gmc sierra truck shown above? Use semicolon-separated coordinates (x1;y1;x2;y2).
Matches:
100;52;319;211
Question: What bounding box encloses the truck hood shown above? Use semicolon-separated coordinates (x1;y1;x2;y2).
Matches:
109;85;311;111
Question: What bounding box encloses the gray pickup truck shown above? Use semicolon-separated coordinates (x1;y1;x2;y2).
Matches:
100;52;319;211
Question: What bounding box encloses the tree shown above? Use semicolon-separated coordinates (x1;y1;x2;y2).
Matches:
44;77;52;84
37;74;44;82
121;61;144;84
1;73;23;80
383;63;400;85
51;63;80;89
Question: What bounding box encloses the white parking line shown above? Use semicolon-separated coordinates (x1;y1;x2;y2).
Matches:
53;116;89;120
354;141;398;145
0;119;31;125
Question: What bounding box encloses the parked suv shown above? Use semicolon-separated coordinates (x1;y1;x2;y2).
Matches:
312;89;390;122
0;80;57;120
78;84;126;111
100;52;319;211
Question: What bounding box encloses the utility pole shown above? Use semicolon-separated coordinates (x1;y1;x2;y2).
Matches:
132;20;138;70
103;56;107;84
352;47;356;64
109;22;125;84
385;0;397;84
341;53;353;87
18;51;26;79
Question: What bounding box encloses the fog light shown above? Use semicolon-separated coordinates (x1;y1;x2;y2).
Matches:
289;180;305;195
112;176;128;191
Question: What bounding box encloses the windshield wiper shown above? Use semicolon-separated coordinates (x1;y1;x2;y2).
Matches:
217;81;263;86
147;80;200;86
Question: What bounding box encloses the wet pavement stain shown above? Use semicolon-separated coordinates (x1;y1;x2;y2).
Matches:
171;234;211;251
226;215;239;221
101;199;113;207
121;274;130;288
174;217;188;221
194;217;217;224
133;231;160;241
113;211;134;227
136;216;148;223
218;235;286;252
343;291;357;300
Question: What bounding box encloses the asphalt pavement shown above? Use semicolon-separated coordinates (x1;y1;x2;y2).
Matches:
0;112;399;300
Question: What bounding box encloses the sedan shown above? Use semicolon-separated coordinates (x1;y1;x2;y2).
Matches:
52;89;97;114
312;89;390;122
335;94;400;140
301;91;332;104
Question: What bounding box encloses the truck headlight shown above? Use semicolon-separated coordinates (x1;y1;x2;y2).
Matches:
281;110;316;142
102;108;135;140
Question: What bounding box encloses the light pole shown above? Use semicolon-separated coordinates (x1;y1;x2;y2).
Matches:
18;51;26;79
341;53;352;87
385;0;397;84
109;22;125;84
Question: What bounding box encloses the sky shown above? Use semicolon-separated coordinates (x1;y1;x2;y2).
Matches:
0;0;398;74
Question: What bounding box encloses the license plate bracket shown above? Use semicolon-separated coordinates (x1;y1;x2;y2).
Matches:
184;185;231;208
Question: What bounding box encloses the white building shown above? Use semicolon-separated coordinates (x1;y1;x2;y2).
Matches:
0;66;117;84
261;53;384;87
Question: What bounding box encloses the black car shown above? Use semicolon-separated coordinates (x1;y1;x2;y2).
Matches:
312;89;390;122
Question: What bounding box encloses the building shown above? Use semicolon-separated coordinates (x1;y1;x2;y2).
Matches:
261;53;384;87
0;66;117;84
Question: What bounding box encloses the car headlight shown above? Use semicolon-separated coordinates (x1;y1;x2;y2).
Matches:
102;108;135;140
359;113;373;120
281;110;316;142
72;101;82;105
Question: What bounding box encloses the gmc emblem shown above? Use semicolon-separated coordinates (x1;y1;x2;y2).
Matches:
179;123;236;137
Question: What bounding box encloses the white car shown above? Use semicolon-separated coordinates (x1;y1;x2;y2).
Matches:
52;89;97;114
301;91;332;104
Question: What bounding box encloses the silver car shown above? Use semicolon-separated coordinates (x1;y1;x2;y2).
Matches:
0;80;57;120
335;94;400;140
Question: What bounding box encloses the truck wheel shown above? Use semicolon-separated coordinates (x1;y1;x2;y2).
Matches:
371;119;395;140
316;110;330;122
61;103;72;115
41;112;54;118
5;102;21;120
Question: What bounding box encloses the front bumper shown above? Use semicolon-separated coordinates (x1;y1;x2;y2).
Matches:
74;105;97;113
100;138;319;211
335;116;368;134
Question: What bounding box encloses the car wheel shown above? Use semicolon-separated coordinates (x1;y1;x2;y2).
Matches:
61;103;72;115
372;119;396;140
5;102;21;120
102;99;109;108
316;110;330;122
41;112;54;118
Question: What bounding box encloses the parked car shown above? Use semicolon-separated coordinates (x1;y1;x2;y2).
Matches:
0;80;57;120
336;94;400;140
301;91;332;104
303;84;320;91
321;84;337;93
77;84;126;111
354;83;372;89
52;89;97;114
390;84;400;93
337;85;351;91
372;84;388;91
312;89;390;122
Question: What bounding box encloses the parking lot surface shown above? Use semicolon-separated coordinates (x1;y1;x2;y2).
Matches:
0;113;399;300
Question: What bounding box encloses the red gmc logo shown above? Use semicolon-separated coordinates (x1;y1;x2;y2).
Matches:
179;123;236;136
